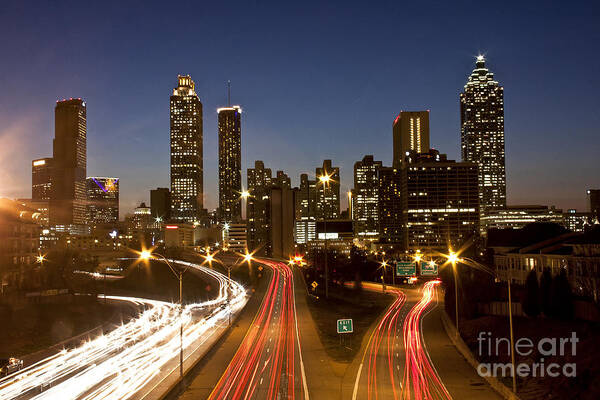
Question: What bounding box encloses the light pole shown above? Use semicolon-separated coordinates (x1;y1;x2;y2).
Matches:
445;252;517;394
447;251;460;336
318;173;332;299
380;260;388;292
139;250;188;379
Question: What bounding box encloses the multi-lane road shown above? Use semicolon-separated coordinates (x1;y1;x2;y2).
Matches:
0;261;247;400
208;259;308;400
1;256;499;400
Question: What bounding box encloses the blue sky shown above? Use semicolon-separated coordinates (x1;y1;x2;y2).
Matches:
0;0;598;214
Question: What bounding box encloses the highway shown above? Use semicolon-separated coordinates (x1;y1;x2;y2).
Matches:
0;261;247;400
208;259;308;400
351;280;451;400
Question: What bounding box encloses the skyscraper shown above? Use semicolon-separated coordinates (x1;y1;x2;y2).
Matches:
378;167;403;243
247;160;273;254
86;177;119;226
150;188;171;221
170;75;203;223
50;98;87;227
402;150;480;251
294;173;317;244
32;157;53;201
315;160;340;219
460;55;506;222
392;111;430;168
353;155;382;241
588;189;600;220
218;105;242;222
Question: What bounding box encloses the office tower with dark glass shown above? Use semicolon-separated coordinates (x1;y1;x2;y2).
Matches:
315;160;340;219
588;189;600;221
353;155;382;241
378;167;402;243
247;160;273;254
150;187;171;221
460;56;506;224
32;158;53;200
50;98;87;227
218;105;242;222
86;177;119;226
392;111;430;168
170;75;203;223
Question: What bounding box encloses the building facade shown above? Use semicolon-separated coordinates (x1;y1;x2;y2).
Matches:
378;167;403;244
218;106;242;222
170;75;203;223
460;56;506;225
589;189;600;221
86;177;119;226
32;158;53;201
353;155;382;241
315;160;340;219
294;173;317;244
50;98;87;227
564;209;594;233
402;150;480;251
481;205;564;231
150;187;171;221
247;161;273;255
392;111;430;168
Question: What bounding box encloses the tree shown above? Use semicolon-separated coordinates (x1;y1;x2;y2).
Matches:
540;268;553;317
552;268;574;320
523;269;541;317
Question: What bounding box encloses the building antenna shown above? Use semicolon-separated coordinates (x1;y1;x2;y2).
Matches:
227;80;231;107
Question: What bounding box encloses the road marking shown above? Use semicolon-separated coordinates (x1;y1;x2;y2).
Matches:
352;363;364;400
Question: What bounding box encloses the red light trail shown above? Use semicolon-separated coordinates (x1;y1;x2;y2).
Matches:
208;260;308;400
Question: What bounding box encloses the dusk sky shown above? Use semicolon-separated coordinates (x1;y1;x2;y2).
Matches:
1;0;598;215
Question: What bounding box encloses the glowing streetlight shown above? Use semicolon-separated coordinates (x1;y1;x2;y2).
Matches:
36;254;46;264
243;252;254;264
447;252;459;264
318;173;331;184
241;190;250;199
136;248;187;379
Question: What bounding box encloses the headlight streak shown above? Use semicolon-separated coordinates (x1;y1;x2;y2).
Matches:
401;280;451;400
208;260;308;400
0;261;247;400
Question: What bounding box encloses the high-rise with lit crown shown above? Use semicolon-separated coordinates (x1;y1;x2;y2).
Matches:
50;98;87;227
218;104;242;222
170;75;203;223
460;55;506;226
393;111;430;168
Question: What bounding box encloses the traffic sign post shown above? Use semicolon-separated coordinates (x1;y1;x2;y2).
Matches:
337;318;353;334
420;261;438;276
396;261;416;276
337;319;353;349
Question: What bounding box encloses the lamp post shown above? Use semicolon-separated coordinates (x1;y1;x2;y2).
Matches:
445;252;517;394
318;173;332;299
447;251;460;336
380;260;388;292
139;250;188;379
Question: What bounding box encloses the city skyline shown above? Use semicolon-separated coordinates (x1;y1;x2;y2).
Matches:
1;2;599;215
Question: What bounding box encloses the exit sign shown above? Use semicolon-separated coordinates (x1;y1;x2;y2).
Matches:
337;319;353;334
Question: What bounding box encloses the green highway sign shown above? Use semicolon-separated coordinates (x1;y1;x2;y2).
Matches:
420;261;438;276
396;261;416;276
337;319;353;334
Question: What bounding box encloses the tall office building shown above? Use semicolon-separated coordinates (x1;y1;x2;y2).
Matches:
353;155;382;241
392;111;430;168
294;174;317;244
460;55;506;220
170;75;203;223
247;161;273;254
86;177;119;226
218;105;242;222
402;150;480;251
150;188;171;221
275;170;291;189
588;189;600;221
32;158;53;201
378;167;403;243
50;98;87;227
315;160;340;219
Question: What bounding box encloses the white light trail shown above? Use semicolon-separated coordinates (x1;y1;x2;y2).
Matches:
0;261;247;400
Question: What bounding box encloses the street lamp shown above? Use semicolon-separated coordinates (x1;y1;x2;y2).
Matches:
380;260;388;292
443;251;517;394
317;172;332;299
445;251;461;338
36;254;46;265
138;249;188;379
224;251;254;325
